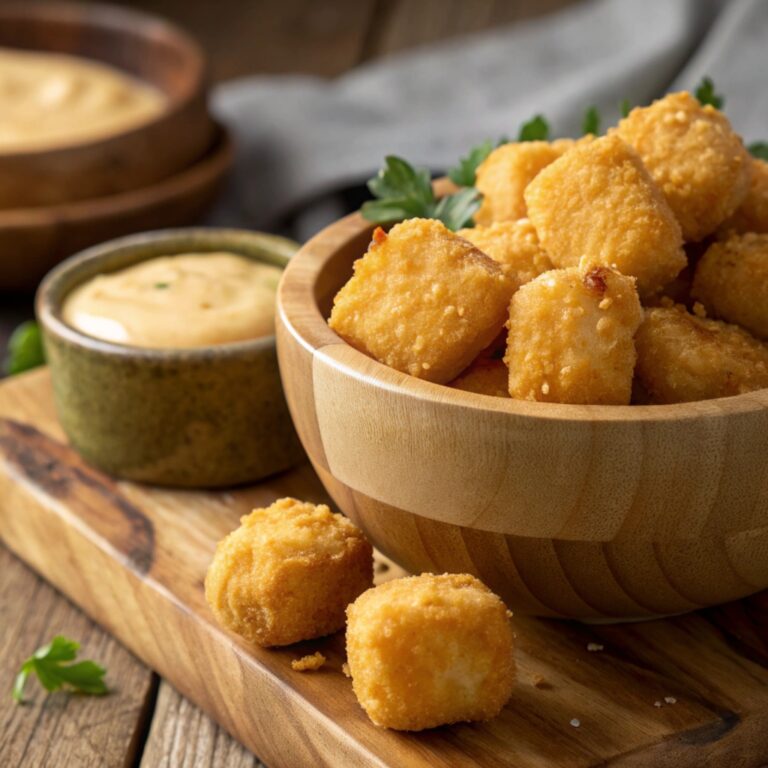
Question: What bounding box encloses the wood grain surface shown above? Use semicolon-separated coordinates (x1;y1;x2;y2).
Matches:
0;546;156;767
276;206;768;621
1;369;768;767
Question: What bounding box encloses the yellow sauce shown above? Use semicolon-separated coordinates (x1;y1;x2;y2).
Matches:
0;47;165;151
63;253;284;348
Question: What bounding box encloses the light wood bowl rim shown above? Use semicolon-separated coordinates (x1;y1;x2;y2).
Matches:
278;206;768;424
0;0;206;159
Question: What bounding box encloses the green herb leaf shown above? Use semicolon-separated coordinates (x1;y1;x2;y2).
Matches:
154;282;170;290
518;115;550;142
433;187;483;231
694;77;724;109
448;137;509;188
362;155;483;231
748;142;768;161
3;320;45;376
13;635;108;704
619;99;632;118
582;106;600;136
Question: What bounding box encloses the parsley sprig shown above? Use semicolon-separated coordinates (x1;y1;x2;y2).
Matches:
695;76;724;109
362;155;481;231
13;635;108;704
3;320;45;376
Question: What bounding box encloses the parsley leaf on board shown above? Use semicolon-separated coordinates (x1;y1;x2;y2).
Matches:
448;138;508;187
13;635;108;704
362;155;481;231
582;106;600;135
3;320;45;376
695;76;724;109
748;142;768;161
518;114;550;142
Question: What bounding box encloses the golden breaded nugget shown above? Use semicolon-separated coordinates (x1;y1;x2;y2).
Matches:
205;498;373;647
449;357;510;397
346;573;515;731
458;219;553;292
616;91;751;241
505;263;642;404
720;158;768;235
524;134;685;297
329;219;511;383
635;305;768;403
474;140;574;225
692;232;768;340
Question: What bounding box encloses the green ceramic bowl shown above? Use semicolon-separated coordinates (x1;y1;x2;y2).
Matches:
36;228;305;488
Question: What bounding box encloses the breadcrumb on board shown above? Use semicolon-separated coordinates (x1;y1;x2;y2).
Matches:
291;652;326;672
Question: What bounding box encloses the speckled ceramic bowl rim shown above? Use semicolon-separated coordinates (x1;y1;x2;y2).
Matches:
36;227;298;361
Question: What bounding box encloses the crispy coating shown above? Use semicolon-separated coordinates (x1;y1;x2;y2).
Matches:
346;573;515;731
449;357;510;397
635;305;768;403
524;134;686;298
615;91;751;241
458;219;553;292
329;219;511;383
692;233;768;340
505;263;642;404
720;158;768;235
205;498;373;647
474;140;575;225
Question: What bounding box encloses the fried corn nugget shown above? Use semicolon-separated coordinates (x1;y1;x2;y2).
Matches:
458;219;553;292
635;305;768;403
615;91;751;241
205;498;373;647
346;573;515;731
449;357;510;397
505;263;642;404
474;140;575;225
720;158;768;235
329;219;511;383
692;232;768;340
524;134;685;298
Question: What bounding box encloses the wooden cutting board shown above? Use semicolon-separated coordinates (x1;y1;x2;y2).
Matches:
2;369;768;768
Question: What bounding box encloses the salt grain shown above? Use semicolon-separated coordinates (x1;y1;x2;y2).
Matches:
653;701;662;708
664;696;677;705
570;718;581;728
587;642;604;652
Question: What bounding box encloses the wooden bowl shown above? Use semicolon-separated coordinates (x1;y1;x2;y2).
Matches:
0;1;213;208
276;211;768;622
0;124;232;292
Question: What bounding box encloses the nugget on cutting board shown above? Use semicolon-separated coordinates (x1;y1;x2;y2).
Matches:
616;91;751;241
205;498;373;647
329;219;511;383
692;233;768;340
505;263;642;404
449;357;510;397
474;140;574;225
524;134;686;297
635;305;768;403
458;219;553;292
346;573;515;731
720;158;768;235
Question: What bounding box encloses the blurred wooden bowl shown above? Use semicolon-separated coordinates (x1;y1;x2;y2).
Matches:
276;209;768;622
0;1;213;208
0;124;232;292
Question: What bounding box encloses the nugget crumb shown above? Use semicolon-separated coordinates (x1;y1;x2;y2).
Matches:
342;662;351;678
532;674;550;689
292;652;326;672
586;643;604;652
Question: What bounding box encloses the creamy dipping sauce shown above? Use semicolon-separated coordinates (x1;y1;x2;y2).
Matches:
63;253;284;348
0;47;165;151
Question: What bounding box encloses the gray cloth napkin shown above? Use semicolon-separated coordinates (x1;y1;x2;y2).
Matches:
209;0;766;240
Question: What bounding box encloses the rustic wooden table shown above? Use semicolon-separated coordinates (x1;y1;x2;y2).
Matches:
0;2;576;766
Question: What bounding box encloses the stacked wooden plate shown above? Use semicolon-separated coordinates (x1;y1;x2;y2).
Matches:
0;2;233;291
